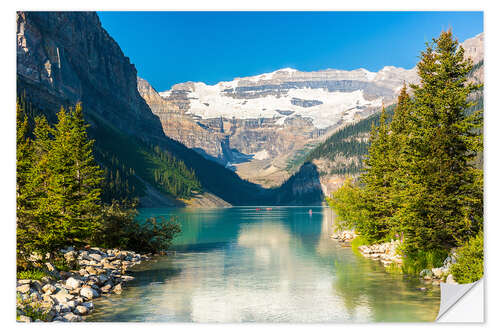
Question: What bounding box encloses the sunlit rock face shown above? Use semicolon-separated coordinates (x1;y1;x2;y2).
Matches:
138;65;417;179
140;33;483;174
462;32;484;65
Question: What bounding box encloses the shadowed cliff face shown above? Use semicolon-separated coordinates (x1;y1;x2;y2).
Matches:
272;162;324;205
16;11;165;141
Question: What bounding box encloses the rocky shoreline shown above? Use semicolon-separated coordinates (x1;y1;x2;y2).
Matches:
330;229;458;285
16;246;149;322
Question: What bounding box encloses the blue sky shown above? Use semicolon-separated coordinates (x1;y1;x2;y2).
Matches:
97;11;483;92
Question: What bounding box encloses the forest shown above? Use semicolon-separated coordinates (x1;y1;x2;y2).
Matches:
16;101;182;276
328;31;484;283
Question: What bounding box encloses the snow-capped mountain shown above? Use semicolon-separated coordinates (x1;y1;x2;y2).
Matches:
159;66;418;129
138;32;483;188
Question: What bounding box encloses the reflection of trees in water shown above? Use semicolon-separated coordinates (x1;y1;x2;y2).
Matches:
332;250;441;322
90;207;441;322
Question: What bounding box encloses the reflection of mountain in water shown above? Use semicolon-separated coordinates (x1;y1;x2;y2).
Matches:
96;207;441;323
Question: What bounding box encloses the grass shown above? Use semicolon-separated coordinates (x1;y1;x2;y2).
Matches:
17;268;46;280
350;235;370;256
401;248;448;276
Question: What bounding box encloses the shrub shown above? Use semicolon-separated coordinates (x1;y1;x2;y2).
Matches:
450;232;484;283
125;216;181;253
93;201;181;253
16;268;46;280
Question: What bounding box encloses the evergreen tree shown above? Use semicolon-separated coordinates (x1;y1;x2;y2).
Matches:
16;102;35;263
43;105;103;247
358;106;394;241
398;30;483;250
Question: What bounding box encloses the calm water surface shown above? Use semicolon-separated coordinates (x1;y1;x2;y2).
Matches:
87;206;440;322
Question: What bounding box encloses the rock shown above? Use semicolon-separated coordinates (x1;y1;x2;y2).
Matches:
86;266;97;275
65;277;82;290
60;246;75;254
103;262;117;269
419;269;432;278
89;253;103;261
64;251;78;262
45;262;58;273
17;279;31;285
81;301;94;310
17;315;32;323
30;291;42;301
42;284;56;295
41;276;53;284
432;267;444;278
45;262;60;279
74;305;89;315
63;312;82;322
31;280;43;293
100;283;113;293
66;300;78;309
80;286;99;299
54;303;71;313
52;290;74;304
16;284;31;293
112;283;122;294
120;275;135;282
446;274;458;284
97;274;108;285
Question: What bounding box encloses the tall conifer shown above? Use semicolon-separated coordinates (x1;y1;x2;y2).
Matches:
400;30;483;250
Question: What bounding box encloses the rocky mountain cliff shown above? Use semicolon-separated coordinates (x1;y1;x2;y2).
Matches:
17;12;165;141
138;33;483;189
138;62;419;186
18;11;316;206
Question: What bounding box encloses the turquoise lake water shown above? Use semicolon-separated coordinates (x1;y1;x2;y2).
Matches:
87;206;440;322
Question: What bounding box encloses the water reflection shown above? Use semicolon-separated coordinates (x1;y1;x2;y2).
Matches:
87;207;440;322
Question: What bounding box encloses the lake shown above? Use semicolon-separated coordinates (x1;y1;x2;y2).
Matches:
86;206;440;322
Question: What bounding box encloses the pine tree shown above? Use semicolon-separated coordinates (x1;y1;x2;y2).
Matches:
16;101;35;263
399;30;483;250
67;103;104;241
357;106;394;241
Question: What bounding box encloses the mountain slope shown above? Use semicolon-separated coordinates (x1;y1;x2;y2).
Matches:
15;11;284;207
293;32;484;197
139;62;418;187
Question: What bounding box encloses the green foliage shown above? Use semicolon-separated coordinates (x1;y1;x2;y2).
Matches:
87;112;201;202
16;294;51;322
401;248;448;276
16;103;104;259
305;105;396;175
398;30;483;251
94;201;181;253
327;30;483;271
17;99;183;263
350;235;371;256
327;178;373;240
450;232;484;283
53;255;79;272
127;216;181;253
16;268;46;280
